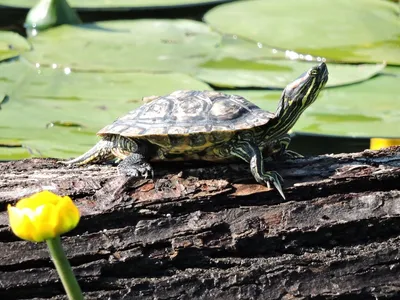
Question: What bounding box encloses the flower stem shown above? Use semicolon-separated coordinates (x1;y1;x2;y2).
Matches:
46;236;83;300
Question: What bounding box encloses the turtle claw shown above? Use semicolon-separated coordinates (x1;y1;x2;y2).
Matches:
258;171;285;200
271;178;285;200
273;149;304;161
284;150;304;159
119;162;154;179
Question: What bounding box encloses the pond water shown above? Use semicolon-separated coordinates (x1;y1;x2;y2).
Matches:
0;0;399;160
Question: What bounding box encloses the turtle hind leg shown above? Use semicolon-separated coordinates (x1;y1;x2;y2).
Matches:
61;138;114;166
118;153;154;179
63;134;154;178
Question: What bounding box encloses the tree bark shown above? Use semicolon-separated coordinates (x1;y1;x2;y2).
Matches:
0;146;399;300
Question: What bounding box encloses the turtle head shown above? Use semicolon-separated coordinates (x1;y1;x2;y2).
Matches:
273;62;328;135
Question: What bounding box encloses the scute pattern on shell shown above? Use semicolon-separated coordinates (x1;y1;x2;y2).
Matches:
98;90;275;137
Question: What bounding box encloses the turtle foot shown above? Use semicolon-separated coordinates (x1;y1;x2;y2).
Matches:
255;170;285;200
117;153;154;179
282;150;304;159
272;149;304;161
119;163;154;179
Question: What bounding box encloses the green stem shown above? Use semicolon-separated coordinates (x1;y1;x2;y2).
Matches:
46;236;83;300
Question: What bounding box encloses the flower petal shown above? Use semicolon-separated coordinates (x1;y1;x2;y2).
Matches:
16;190;60;209
55;196;80;235
8;205;38;242
8;191;80;242
30;204;58;241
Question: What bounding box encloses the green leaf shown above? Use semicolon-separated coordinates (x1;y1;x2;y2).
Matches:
196;58;386;88
0;31;31;62
204;0;400;65
0;59;211;160
25;0;82;32
23;20;221;72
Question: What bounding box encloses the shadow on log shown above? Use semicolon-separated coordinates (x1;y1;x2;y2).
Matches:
0;146;400;299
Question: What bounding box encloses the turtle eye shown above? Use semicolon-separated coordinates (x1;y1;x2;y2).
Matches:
309;69;318;76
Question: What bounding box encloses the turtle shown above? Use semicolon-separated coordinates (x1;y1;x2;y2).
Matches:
64;62;328;199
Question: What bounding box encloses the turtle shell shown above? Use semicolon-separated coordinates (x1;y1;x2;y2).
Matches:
98;90;275;139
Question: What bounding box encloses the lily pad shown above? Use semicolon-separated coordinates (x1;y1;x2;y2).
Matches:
196;59;386;88
225;69;400;137
0;0;236;9
210;35;289;61
0;31;31;61
204;0;400;65
23;19;221;72
0;59;211;160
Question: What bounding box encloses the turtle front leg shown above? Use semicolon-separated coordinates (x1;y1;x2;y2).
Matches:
228;140;285;199
272;134;303;160
118;153;154;179
112;137;154;179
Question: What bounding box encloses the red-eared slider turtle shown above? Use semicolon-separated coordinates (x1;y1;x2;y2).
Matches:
64;62;328;199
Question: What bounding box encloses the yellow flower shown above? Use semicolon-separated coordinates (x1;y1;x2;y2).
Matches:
8;190;80;242
370;138;400;150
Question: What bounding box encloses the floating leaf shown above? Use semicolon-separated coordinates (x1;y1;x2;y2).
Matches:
25;0;81;32
196;59;386;88
210;35;288;61
23;20;221;72
0;31;31;61
204;0;400;65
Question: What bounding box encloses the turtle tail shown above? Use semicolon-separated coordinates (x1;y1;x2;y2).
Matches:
61;139;115;166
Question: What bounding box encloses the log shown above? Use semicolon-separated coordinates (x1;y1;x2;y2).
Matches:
0;146;400;300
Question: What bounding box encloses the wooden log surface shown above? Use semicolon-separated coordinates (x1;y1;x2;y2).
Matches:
0;146;400;299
